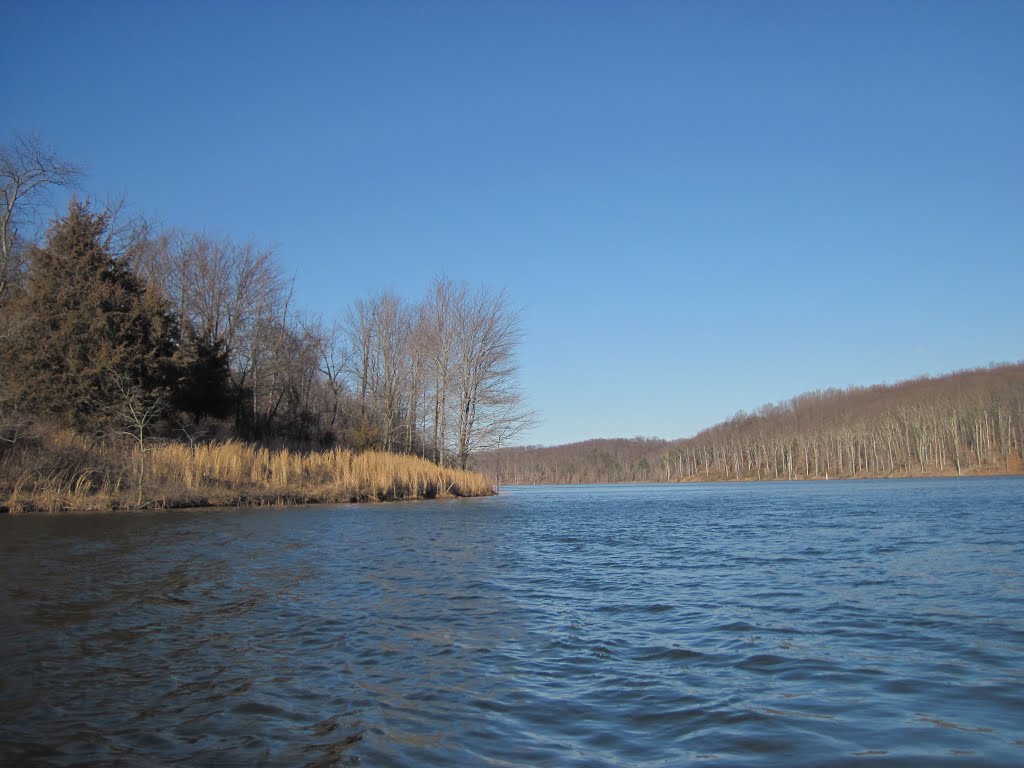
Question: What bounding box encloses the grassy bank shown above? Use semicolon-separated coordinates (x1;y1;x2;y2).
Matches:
1;430;494;513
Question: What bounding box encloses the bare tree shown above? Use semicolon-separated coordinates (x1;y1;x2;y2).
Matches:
452;286;536;469
406;307;431;455
1;134;84;304
137;231;284;352
370;292;413;452
341;291;416;451
344;296;379;447
421;277;463;465
135;230;287;434
334;278;534;465
241;283;332;442
306;315;352;440
106;374;168;508
100;193;155;261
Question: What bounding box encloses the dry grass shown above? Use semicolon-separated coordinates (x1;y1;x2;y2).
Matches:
1;429;494;513
146;441;494;507
1;429;125;513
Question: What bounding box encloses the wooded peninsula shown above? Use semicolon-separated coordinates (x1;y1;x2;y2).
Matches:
3;135;1021;511
472;363;1024;485
0;136;528;512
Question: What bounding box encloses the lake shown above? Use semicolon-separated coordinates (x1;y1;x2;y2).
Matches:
2;477;1023;766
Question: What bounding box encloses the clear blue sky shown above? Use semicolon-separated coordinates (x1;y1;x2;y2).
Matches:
6;1;1023;446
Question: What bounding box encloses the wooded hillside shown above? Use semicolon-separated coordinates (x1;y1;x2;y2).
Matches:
473;363;1024;484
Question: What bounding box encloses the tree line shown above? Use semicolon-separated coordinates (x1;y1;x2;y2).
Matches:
0;135;533;472
474;364;1024;484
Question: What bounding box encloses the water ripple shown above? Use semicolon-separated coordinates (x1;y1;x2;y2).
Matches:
2;478;1023;766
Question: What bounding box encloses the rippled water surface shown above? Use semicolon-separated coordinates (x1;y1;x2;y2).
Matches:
2;478;1023;766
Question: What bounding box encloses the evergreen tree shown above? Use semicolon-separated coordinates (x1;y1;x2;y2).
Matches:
0;201;180;428
172;334;233;424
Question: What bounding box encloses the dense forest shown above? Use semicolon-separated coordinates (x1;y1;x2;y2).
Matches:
473;363;1024;484
0;135;529;510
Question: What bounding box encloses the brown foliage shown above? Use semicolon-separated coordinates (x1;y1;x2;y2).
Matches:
476;363;1024;484
0;201;179;429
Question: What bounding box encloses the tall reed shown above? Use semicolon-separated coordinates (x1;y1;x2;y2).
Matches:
2;430;494;512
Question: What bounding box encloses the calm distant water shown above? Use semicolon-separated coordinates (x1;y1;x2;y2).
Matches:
2;478;1023;767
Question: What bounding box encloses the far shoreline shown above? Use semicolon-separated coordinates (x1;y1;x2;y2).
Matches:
492;467;1024;487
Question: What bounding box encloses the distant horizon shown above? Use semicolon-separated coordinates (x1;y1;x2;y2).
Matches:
7;1;1022;447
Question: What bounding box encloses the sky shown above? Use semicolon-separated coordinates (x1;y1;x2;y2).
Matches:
6;1;1023;446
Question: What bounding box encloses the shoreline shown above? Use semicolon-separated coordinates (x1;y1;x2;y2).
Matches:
2;437;497;515
2;486;496;515
493;467;1024;487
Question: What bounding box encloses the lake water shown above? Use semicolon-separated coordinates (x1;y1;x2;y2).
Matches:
2;477;1023;766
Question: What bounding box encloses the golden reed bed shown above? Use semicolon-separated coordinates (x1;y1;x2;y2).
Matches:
2;434;494;513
